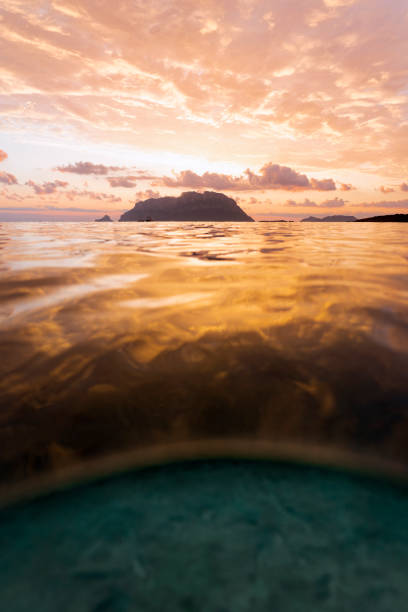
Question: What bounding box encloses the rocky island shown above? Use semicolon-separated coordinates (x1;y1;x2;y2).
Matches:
95;214;113;222
119;191;254;222
356;214;408;222
302;215;357;222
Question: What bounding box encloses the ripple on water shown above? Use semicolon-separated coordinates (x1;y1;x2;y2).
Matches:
0;221;407;485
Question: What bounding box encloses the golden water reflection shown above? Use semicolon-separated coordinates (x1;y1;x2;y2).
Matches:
0;221;407;487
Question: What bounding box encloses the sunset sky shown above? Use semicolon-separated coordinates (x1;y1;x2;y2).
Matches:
1;0;408;220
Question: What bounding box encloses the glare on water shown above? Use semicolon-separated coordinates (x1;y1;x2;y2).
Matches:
0;221;407;486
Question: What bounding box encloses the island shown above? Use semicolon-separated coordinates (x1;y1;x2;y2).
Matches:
95;214;113;222
302;215;357;222
356;214;408;222
119;191;254;222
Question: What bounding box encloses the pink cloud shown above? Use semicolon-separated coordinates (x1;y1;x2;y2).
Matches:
0;0;407;214
400;182;408;192
160;163;337;192
354;199;408;209
0;150;7;163
324;197;346;208
107;176;137;188
26;179;68;194
0;171;18;185
310;178;336;191
55;162;125;175
286;198;317;207
286;197;345;208
64;189;122;203
134;171;159;180
134;189;161;200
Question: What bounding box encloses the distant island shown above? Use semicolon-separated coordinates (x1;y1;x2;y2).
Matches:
95;214;113;222
119;191;254;222
356;214;408;222
302;213;408;223
302;215;357;222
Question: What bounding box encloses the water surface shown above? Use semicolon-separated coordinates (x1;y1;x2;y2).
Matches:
0;221;407;486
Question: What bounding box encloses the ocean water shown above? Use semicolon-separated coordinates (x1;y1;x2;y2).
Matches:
2;460;408;612
0;220;407;486
1;221;408;610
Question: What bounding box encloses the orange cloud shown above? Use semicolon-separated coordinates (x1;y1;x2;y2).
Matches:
1;0;408;215
339;183;355;191
379;186;395;193
160;163;337;192
0;150;7;163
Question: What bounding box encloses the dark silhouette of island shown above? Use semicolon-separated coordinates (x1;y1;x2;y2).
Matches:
302;215;357;222
95;214;113;222
119;191;254;222
356;214;408;222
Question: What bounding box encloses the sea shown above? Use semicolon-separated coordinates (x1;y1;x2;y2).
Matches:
0;220;407;486
1;220;408;611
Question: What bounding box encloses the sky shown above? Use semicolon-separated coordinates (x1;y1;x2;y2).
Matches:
1;0;408;221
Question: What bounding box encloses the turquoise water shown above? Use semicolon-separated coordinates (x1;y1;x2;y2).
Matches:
1;460;408;611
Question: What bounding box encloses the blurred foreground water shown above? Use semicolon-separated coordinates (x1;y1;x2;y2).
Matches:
2;460;408;612
0;221;407;488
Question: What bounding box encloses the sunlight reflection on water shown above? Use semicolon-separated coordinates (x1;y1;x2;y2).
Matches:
0;221;407;486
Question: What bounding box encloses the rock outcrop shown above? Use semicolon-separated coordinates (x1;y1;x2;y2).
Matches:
356;214;408;222
119;191;254;222
302;215;357;222
95;214;113;222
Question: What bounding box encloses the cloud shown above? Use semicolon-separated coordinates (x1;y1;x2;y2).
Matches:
1;0;408;215
64;189;122;203
55;162;125;175
247;196;260;205
134;189;161;200
324;197;346;208
0;205;115;213
400;183;408;192
0;150;7;163
339;183;355;191
286;198;317;207
286;197;345;207
160;169;246;191
134;171;159;180
309;178;337;191
107;176;137;188
160;163;337;192
0;171;18;185
26;179;68;194
354;199;408;209
379;185;395;193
